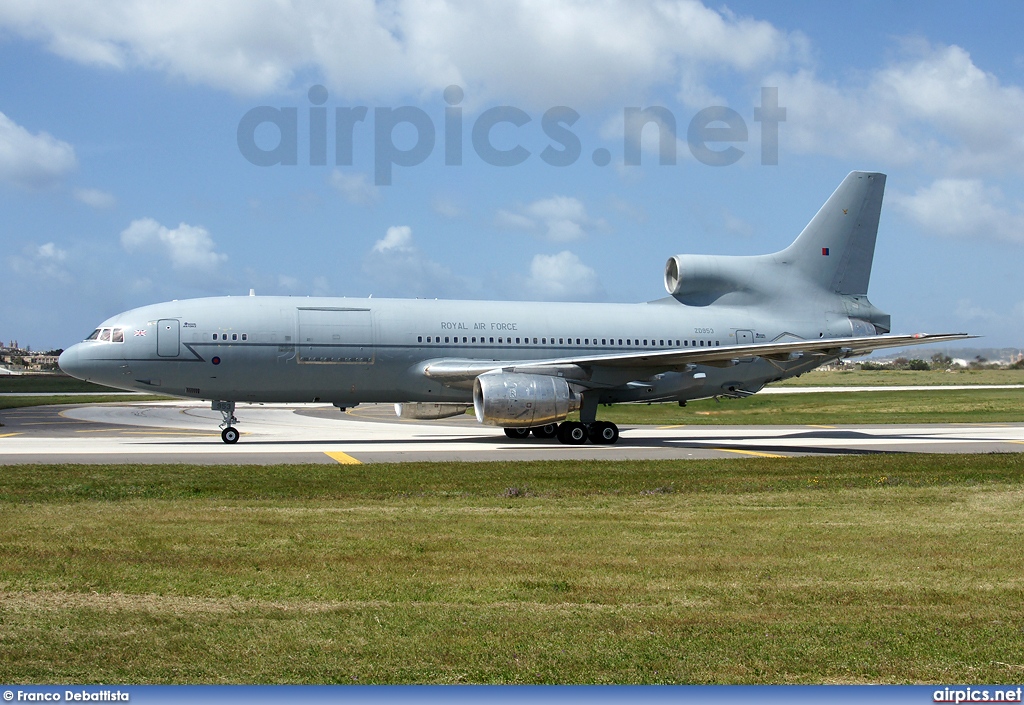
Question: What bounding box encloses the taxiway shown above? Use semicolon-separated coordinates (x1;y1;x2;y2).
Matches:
1;400;1022;464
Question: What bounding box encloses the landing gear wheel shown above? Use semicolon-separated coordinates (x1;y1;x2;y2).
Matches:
531;423;558;439
221;427;240;444
504;427;531;439
557;421;588;445
588;421;619;445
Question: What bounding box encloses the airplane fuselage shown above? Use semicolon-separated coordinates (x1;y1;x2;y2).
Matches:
59;293;859;406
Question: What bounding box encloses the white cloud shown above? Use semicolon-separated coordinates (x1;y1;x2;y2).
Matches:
73;187;116;208
363;225;468;298
372;225;414;253
953;299;999;323
524;251;603;301
432;198;462;218
120;217;228;271
0;1;796;104
601;106;689;166
8;242;72;283
497;195;604;242
768;43;1024;175
0;111;76;189
890;179;1024;243
329;170;377;206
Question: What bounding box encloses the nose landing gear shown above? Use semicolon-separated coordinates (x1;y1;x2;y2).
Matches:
212;400;239;444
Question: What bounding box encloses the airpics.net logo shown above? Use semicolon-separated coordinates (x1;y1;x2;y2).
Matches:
236;85;786;185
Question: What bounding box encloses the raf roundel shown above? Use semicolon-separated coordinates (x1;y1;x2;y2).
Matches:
211;356;221;365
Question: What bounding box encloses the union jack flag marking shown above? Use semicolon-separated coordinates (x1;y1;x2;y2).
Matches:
134;329;147;337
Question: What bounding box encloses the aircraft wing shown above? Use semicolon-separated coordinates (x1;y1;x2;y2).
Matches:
421;332;974;387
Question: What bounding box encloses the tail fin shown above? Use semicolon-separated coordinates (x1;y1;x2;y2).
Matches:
778;171;886;295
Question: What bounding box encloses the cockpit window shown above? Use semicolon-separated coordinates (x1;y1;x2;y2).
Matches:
87;327;126;343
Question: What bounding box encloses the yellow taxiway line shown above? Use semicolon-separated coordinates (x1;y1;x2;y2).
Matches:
708;447;785;458
325;451;362;465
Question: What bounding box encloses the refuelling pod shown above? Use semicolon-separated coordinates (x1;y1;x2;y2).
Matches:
395;402;472;420
473;372;581;428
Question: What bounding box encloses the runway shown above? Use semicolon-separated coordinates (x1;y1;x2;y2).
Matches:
2;399;1023;464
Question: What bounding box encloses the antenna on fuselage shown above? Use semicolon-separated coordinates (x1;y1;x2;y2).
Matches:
249;289;255;297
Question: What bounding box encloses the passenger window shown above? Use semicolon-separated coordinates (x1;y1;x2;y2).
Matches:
445;337;450;343
242;334;248;341
533;338;538;344
576;338;581;345
559;338;563;344
418;336;422;342
427;336;431;342
489;337;494;343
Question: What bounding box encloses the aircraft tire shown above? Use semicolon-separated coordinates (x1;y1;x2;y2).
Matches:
588;421;619;445
557;421;588;445
531;423;558;439
504;427;531;439
221;427;240;444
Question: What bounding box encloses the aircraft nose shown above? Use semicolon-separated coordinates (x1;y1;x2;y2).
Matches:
58;345;86;380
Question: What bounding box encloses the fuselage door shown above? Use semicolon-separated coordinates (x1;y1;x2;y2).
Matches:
297;307;374;364
157;319;180;357
736;329;754;345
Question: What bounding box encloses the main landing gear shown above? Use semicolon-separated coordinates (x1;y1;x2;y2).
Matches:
501;393;620;445
212;400;239;444
503;420;619;445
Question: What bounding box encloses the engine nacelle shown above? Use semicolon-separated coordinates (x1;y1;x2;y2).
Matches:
394;402;472;420
664;254;736;296
472;372;581;428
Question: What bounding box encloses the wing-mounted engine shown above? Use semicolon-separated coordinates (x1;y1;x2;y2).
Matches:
473;372;582;428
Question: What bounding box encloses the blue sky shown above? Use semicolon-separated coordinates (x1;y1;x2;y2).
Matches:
2;1;1023;350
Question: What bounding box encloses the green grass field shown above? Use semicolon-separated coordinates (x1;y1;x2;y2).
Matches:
2;456;1023;684
772;367;1024;387
0;374;120;394
0;394;170;410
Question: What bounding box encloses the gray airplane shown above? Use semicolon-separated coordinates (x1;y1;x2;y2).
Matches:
59;171;968;445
